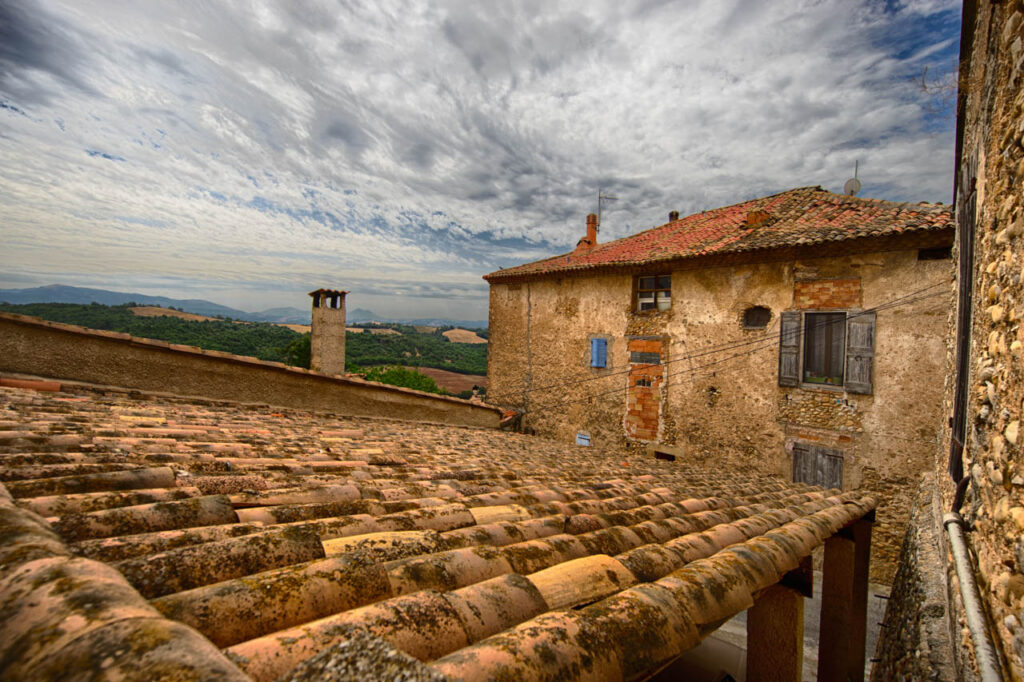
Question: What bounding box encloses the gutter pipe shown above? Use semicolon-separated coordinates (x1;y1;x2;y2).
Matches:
943;512;1004;682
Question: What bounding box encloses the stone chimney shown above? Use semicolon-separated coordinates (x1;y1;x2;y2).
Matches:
308;288;347;377
574;213;599;253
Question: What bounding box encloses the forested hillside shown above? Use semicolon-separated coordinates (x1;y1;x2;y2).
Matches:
0;302;488;375
0;303;297;361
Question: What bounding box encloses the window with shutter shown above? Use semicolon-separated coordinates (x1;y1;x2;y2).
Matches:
778;311;801;386
589;337;608;368
778;310;876;394
803;312;846;385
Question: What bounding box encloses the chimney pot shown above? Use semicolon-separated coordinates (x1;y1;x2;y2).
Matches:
669;210;680;222
576;213;599;253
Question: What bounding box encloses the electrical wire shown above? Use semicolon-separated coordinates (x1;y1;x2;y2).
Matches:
485;280;948;406
525;288;947;412
485;280;946;403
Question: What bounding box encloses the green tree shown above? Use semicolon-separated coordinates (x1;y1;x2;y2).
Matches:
363;366;445;394
279;333;311;368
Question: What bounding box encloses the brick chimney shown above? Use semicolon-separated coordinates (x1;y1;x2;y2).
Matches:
575;213;599;253
669;210;680;222
745;210;771;228
308;288;347;377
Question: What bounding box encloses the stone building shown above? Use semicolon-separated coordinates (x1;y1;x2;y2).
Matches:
486;187;953;581
875;1;1024;678
309;288;347;377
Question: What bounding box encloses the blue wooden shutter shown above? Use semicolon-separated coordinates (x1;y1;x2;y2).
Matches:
591;338;607;368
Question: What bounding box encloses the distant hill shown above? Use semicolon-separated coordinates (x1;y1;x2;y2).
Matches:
0;285;486;329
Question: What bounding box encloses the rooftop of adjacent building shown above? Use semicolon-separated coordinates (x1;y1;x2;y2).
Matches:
485;186;954;282
0;375;875;680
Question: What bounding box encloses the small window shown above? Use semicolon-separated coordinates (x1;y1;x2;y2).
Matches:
918;247;952;260
743;306;771;329
590;338;608;368
576;432;591;446
802;312;846;385
636;275;671;312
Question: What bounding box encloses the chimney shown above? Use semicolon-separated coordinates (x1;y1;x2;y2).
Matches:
745;210;771;228
668;210;680;222
574;213;599;253
308;288;348;376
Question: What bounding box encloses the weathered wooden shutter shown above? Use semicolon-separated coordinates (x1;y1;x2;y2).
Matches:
793;443;844;489
820;450;844;490
778;311;801;386
792;443;813;484
845;311;876;394
590;338;607;368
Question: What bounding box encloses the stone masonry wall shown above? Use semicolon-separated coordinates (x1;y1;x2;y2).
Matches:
488;247;949;584
871;473;958;682
938;1;1024;676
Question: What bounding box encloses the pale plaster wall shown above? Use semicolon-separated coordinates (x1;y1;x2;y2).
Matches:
488;248;949;582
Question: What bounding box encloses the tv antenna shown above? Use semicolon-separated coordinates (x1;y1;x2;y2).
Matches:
843;161;861;196
597;189;617;232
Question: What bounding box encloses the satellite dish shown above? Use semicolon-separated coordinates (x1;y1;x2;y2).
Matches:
843;177;861;196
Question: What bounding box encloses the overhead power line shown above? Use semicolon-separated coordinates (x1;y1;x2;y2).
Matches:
527;288;946;413
485;280;947;405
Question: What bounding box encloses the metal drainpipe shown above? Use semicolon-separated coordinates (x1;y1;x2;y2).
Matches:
943;512;1004;682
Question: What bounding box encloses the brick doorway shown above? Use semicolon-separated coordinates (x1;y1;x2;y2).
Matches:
625;337;665;441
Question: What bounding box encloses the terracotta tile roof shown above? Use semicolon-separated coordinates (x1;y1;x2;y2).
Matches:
0;379;875;680
485;186;953;281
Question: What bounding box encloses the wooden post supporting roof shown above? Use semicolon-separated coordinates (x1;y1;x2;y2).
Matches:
746;582;805;682
817;516;873;682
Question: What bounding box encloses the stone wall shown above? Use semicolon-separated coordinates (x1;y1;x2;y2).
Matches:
488;246;950;583
0;313;501;429
936;0;1024;676
871;473;958;682
310;292;347;377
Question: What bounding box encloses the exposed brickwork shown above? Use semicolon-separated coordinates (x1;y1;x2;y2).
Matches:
625;339;664;442
793;278;862;309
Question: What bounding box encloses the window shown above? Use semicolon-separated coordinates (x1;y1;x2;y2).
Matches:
636;275;671;312
743;306;771;329
918;246;952;260
590;338;608;368
778;310;875;394
793;442;843;489
802;312;846;385
576;432;591;446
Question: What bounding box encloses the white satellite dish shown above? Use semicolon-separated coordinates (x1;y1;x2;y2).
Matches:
843;161;861;196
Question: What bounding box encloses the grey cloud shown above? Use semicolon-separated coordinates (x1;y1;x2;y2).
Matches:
0;0;97;103
0;0;962;320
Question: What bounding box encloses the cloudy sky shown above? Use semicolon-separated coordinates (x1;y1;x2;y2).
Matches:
0;0;960;319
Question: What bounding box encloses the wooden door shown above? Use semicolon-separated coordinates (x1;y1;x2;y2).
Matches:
792;443;844;490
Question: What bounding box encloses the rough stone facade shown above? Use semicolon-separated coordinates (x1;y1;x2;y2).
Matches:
932;0;1024;676
871;473;957;682
488;246;950;583
310;289;347;377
